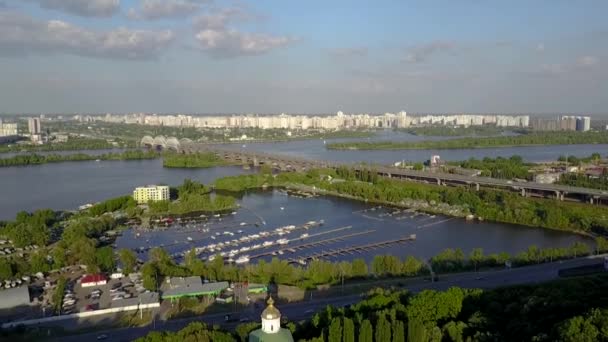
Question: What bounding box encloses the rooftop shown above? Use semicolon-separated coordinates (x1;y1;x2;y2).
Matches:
110;292;160;308
0;286;30;310
161;276;226;299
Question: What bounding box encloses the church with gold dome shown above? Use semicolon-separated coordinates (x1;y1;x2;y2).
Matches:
248;296;294;342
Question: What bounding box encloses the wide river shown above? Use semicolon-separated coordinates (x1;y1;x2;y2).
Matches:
114;190;589;262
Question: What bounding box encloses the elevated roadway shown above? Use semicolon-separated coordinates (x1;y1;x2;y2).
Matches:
179;143;608;204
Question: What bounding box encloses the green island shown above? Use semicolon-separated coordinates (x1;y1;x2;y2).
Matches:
327;131;608;150
400;125;515;137
0;137;135;153
162;152;236;168
0;151;241;168
0;150;158;167
146;179;237;216
133;274;608;342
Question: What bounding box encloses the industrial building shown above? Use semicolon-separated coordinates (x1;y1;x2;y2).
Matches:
133;185;170;204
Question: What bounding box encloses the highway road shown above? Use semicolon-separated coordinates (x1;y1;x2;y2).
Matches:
50;254;608;342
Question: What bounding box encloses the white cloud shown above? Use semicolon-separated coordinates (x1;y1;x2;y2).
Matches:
404;41;456;63
25;0;120;17
577;55;598;67
128;0;210;20
0;11;174;59
192;7;294;58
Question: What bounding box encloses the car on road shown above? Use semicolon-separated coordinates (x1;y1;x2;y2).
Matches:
304;309;315;314
96;334;108;340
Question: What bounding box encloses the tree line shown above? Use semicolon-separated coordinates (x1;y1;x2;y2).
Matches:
400;125;509;137
162;152;234;168
450;155;531;180
0;138;135;153
0;150;158;167
326;131;608;150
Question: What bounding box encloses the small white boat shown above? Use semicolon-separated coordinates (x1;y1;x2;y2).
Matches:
187;237;193;242
236;255;250;264
280;207;285;211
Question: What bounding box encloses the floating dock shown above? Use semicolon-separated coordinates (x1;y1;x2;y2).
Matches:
288;234;417;264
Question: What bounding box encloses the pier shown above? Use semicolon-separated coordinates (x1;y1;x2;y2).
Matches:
288;234;417;264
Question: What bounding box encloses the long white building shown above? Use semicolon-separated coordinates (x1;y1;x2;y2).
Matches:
83;111;531;130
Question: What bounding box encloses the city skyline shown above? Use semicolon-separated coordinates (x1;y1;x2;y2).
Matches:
0;1;607;114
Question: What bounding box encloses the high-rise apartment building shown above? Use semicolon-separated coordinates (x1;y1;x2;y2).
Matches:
0;122;18;137
28;118;41;135
133;185;170;204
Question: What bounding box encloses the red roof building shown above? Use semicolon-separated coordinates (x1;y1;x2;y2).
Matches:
81;274;107;287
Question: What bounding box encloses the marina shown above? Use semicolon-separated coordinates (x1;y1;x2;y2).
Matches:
113;190;592;265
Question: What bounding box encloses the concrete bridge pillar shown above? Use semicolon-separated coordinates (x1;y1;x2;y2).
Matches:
475;183;480;191
436;178;441;185
590;196;595;204
554;191;562;201
253;157;259;167
521;188;526;197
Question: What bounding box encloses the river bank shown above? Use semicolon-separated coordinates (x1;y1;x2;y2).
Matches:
327;131;608;150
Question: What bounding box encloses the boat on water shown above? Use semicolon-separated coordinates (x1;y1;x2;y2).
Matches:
262;241;274;247
300;233;309;238
277;238;289;245
187;237;193;242
235;255;250;264
240;222;247;226
278;250;284;255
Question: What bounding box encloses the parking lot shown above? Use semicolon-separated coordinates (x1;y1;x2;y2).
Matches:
70;274;150;313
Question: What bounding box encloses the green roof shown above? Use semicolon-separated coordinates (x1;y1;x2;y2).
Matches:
249;328;294;342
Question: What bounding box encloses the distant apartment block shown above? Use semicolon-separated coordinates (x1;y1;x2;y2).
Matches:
80;111;532;130
0;121;18;137
28;118;41;135
133;185;170;204
531;116;591;131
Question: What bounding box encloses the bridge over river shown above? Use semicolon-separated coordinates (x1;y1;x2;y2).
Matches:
177;142;608;205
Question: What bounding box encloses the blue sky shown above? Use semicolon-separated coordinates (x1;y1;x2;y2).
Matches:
0;0;606;114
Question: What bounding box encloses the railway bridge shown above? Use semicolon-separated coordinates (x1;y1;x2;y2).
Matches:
177;142;608;205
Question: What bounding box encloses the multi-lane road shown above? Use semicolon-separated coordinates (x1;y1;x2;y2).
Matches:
52;254;607;342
